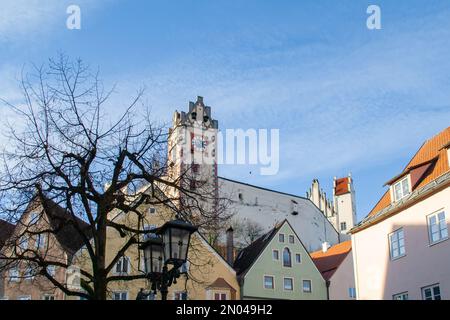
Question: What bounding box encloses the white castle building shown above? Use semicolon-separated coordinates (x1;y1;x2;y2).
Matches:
166;96;356;252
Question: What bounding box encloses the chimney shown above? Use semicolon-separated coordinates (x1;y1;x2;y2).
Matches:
322;242;330;253
226;227;234;265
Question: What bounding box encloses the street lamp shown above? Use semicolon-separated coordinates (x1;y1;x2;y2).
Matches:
139;218;197;300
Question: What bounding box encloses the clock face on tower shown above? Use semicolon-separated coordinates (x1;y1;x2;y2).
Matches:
192;136;208;152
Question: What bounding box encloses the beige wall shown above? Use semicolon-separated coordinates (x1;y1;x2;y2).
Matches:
352;186;450;300
1;203;68;300
74;202;240;300
329;251;355;300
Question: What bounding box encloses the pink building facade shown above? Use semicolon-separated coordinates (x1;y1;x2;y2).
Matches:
351;127;450;300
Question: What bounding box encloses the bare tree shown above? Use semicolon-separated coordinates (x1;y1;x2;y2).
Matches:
0;55;231;300
231;218;265;249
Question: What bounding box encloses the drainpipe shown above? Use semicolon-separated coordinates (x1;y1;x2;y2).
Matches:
326;280;330;300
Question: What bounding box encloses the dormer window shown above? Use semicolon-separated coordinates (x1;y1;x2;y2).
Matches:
392;176;411;202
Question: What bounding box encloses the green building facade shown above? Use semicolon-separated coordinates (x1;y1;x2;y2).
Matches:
234;220;327;300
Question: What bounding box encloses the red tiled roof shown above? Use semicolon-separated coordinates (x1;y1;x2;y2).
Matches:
206;277;236;292
334;177;350;196
367;127;450;218
310;241;352;281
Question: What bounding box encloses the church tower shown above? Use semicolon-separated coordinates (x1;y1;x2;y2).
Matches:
333;173;357;238
167;96;219;210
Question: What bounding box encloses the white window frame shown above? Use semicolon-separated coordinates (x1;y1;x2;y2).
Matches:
18;295;32;300
46;265;56;277
143;224;158;240
263;275;275;290
24;266;35;280
213;292;228;300
288;235;295;244
340;222;347;231
19;236;28;250
349;287;357;299
29;213;39;225
112;291;128;300
272;249;279;261
173;291;188;300
391;176;411;202
114;256;130;275
42;294;56;300
9;268;19;282
36;233;46;250
302;279;312;293
295;253;302;264
283;277;294;291
427;210;448;245
389;228;406;260
282;247;292;268
393;292;408;300
279;233;285;243
421;284;441;300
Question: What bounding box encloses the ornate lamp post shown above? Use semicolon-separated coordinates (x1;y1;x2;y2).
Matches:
140;218;197;300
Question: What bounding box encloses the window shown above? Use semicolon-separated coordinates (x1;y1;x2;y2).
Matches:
264;276;274;289
19;236;28;250
9;268;19;282
174;291;188;300
214;293;228;300
295;254;301;264
143;224;158;240
279;234;285;243
340;222;347;231
288;235;295;244
43;294;55;300
180;261;189;273
24;267;35;280
18;296;32;300
349;287;357;298
428;211;448;244
36;234;46;249
46;265;56;277
238;193;243;201
283;248;292;267
146;292;156;300
291;200;299;215
148;207;156;215
283;278;293;291
389;228;405;260
29;213;39;224
422;284;441;300
114;256;129;275
303;280;312;293
272;250;279;260
393;292;408;300
393;176;410;202
112;291;128;300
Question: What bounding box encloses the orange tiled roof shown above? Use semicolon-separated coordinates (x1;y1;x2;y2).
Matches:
310;240;352;281
334;177;350;196
368;127;450;218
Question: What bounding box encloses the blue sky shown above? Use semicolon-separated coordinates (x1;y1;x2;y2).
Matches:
1;0;450;221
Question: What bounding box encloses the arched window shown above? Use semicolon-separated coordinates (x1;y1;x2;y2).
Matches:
283;248;292;267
